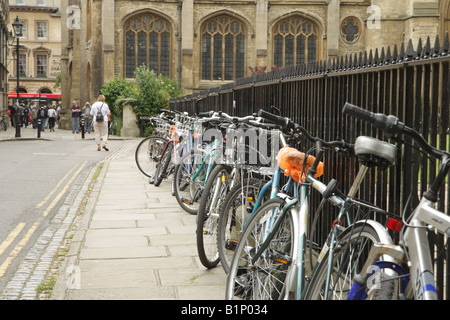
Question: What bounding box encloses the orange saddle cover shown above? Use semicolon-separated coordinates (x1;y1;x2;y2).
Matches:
276;147;324;182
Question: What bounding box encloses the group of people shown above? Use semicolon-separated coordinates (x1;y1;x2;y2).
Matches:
71;95;111;151
8;103;60;132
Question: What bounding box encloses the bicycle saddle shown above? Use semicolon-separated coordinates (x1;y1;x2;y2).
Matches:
354;136;397;168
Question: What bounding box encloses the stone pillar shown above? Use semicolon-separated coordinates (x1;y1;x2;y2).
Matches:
255;0;268;66
102;0;115;84
327;0;340;57
60;0;82;130
181;0;194;93
405;0;439;45
121;103;140;137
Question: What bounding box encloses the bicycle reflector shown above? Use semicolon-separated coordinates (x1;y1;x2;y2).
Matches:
386;218;403;232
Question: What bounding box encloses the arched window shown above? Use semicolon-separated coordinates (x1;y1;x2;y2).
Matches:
201;16;246;81
273;17;319;68
124;13;171;78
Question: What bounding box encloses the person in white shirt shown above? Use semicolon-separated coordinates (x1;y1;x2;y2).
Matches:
48;105;57;132
90;95;111;151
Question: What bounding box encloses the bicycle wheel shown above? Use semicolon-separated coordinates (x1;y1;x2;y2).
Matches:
196;164;232;269
154;142;173;187
173;149;209;215
304;221;397;300
225;197;294;300
217;178;266;274
0;119;7;131
135;136;169;178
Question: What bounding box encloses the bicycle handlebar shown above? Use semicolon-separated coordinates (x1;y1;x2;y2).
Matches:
257;109;353;152
343;102;447;159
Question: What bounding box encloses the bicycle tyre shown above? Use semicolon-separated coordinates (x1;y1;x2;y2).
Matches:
217;178;266;274
225;197;294;300
135;136;169;178
196;164;232;268
154;142;173;187
173;149;209;215
304;221;397;300
0;120;7;131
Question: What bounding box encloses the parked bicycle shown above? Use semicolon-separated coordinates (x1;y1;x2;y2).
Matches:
0;111;8;131
225;109;400;300
304;102;450;300
196;112;277;268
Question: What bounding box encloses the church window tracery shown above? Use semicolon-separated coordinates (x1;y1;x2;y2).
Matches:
124;13;171;78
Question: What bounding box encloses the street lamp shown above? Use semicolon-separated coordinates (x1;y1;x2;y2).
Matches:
12;16;23;138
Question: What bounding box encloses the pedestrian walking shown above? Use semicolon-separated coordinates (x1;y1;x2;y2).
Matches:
48;106;57;132
71;100;82;133
31;105;37;128
37;105;48;132
56;104;61;128
83;102;92;133
23;104;29;127
17;103;24;127
90;95;111;151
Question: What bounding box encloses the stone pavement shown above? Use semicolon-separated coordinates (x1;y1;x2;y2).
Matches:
50;136;227;300
0;125;227;300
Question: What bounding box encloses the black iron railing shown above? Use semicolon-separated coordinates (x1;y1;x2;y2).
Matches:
170;33;450;298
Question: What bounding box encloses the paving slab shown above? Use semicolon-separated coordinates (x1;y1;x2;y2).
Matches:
52;139;228;300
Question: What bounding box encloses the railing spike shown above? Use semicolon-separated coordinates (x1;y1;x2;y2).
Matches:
424;36;431;58
406;39;415;60
416;38;423;60
368;49;374;66
386;46;392;64
380;47;386;65
433;34;440;57
327;57;332;72
393;44;398;63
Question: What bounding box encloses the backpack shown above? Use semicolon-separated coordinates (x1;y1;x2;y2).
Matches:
40;109;45;118
96;103;104;122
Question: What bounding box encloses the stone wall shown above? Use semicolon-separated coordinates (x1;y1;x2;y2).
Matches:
60;0;447;117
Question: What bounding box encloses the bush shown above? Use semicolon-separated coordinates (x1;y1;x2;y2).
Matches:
101;66;183;135
101;77;136;118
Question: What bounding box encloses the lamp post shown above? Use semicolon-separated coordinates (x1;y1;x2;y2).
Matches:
12;16;23;138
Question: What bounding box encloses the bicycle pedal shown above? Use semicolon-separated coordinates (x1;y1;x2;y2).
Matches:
225;240;238;251
181;198;193;205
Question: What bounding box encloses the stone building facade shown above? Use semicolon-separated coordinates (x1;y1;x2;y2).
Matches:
59;0;450;128
7;0;62;102
0;0;9;115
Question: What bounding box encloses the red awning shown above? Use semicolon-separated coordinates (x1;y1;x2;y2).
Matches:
8;91;61;99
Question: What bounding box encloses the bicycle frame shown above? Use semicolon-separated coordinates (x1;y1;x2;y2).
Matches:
403;197;450;299
248;154;395;300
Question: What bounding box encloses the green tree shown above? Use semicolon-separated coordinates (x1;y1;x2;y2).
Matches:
100;65;183;136
101;77;136;118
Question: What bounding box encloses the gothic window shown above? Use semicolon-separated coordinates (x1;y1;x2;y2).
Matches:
341;17;361;43
201;16;246;81
124;14;171;78
273;17;319;68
